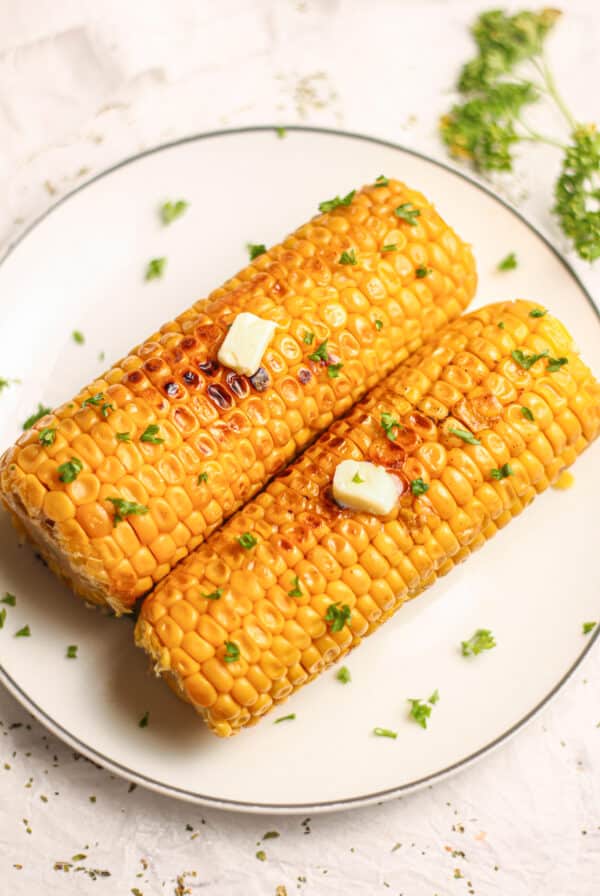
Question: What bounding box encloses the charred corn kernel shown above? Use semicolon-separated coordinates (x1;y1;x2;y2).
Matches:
136;301;600;736
0;180;475;615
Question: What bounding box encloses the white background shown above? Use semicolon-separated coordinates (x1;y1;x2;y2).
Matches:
0;1;599;894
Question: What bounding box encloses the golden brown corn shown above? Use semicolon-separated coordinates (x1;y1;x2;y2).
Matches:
135;301;600;736
0;180;476;613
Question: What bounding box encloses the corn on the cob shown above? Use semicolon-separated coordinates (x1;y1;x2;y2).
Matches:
135;301;600;737
0;180;476;614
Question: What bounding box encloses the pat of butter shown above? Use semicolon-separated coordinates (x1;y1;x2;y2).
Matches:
332;460;400;515
217;312;277;377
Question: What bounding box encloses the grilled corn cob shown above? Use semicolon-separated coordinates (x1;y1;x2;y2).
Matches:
135;300;600;736
0;179;476;613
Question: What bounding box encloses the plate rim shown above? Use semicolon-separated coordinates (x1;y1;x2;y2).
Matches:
0;124;598;815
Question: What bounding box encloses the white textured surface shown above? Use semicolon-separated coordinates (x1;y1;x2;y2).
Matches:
0;1;599;894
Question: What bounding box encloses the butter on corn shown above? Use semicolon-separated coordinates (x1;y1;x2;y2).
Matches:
217;312;277;377
135;300;600;737
333;460;400;515
0;178;477;614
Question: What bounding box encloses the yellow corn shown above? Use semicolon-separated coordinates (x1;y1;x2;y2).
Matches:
0;179;476;613
135;300;600;736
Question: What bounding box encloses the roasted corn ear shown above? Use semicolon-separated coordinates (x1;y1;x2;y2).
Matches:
135;301;600;736
0;179;476;613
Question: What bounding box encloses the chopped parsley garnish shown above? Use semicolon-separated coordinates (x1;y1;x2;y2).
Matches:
82;393;104;409
98;351;105;361
288;576;303;598
303;331;315;345
381;411;401;441
274;713;296;723
521;406;534;421
262;831;280;840
318;190;355;213
138;711;149;728
375;319;383;331
498;252;517;271
394;203;420;225
223;640;240;663
58;458;83;483
339;249;357;265
106;497;149;525
66;645;78;659
197;472;209;483
325;602;351;633
247;243;267;261
490;463;513;480
145;257;167;280
237;532;257;550
374;175;389;187
462;629;496;656
23;403;52;430
0;609;5;629
408;691;439;728
101;402;114;418
547;356;568;372
373;728;397;739
39;427;56;447
511;349;548;370
497;321;505;329
410;478;429;496
116;432;131;442
448;426;481;445
336;666;351;684
0;377;17;394
583;621;597;635
202;588;222;601
72;330;85;344
327;362;343;379
160;200;188;225
529;308;547;318
352;471;365;484
140;424;164;444
415;266;430;278
308;340;329;363
275;126;286;138
15;625;31;638
382;244;397;252
1;593;16;606
256;850;267;861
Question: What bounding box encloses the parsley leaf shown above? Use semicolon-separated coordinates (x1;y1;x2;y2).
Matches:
415;266;430;278
381;411;402;441
373;728;397;739
39;427;56;447
72;330;85;344
106;497;149;525
274;713;296;723
461;629;496;656
197;472;209;483
308;340;329;363
511;349;548;370
336;666;351;684
339;249;357;265
490;463;513;480
23;404;52;430
547;356;568;373
327;362;343;378
237;532;257;550
410;478;429;496
374;175;389;187
318;190;355;213
15;625;31;638
498;252;517;270
275;126;286;138
116;431;131;442
303;331;315;345
448;426;481;445
521;406;534;421
394;203;420;225
529;308;547;318
138;711;149;728
202;588;222;601
82;393;104;409
223;640;240;663
352;471;365;484
247;243;267;261
160;200;188;225
408;697;434;729
325;602;351;633
1;593;16;606
66;645;78;659
498;321;505;329
0;609;5;630
101;402;114;418
375;319;383;331
583;621;597;635
288;576;303;598
140;424;164;444
145;257;167;280
382;244;397;252
58;458;83;483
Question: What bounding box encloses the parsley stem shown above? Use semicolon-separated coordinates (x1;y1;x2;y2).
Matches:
538;49;576;130
517;116;566;150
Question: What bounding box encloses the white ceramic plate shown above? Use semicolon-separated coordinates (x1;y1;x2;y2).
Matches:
0;127;598;814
